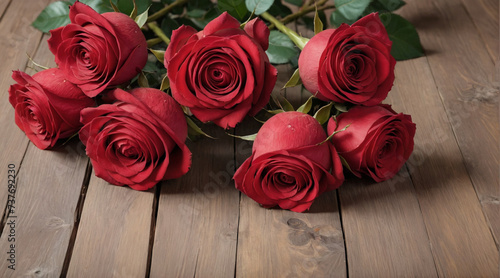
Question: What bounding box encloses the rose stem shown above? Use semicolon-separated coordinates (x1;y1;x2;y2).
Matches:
268;0;333;29
147;22;170;45
260;12;310;50
147;38;163;48
146;0;188;23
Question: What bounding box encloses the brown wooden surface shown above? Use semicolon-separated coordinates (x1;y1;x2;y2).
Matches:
150;126;239;278
0;0;498;277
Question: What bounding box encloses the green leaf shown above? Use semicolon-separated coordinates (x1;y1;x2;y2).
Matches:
245;0;274;15
149;49;165;63
227;133;257;141
313;102;333;125
160;15;180;38
296;95;314;114
283;68;302;88
380;13;424;61
187;9;206;18
186;117;216;139
335;0;370;21
79;0;115;13
115;0;151;15
284;0;302;6
266;1;292;18
377;0;405;11
134;6;149;28
313;7;323;35
32;1;72;33
266;30;299;64
218;0;248;21
329;9;356;28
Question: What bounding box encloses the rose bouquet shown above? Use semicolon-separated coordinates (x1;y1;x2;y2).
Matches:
9;0;422;212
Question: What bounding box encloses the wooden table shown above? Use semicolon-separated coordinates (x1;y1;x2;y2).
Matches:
0;0;498;277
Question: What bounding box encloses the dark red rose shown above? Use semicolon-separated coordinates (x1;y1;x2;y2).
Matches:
299;13;396;106
234;111;344;212
48;1;148;97
164;12;277;129
8;69;94;149
328;105;416;182
79;88;191;190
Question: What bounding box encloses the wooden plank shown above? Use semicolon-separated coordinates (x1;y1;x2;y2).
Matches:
401;0;500;247
0;140;89;277
66;175;154;277
339;170;437;276
389;55;499;276
0;0;52;228
461;0;499;61
150;126;239;278
237;190;346;277
0;0;12;20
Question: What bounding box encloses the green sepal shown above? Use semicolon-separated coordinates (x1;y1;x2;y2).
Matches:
160;74;170;91
296;95;313;114
226;132;257;141
186;116;216;140
313;6;323;35
135;6;150;28
313;102;333;125
138;71;149;87
283;68;302;89
149;49;165;63
130;0;138;18
110;0;120;12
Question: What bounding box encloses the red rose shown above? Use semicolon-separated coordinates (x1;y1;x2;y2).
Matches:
299;13;396;106
79;88;191;190
8;69;94;149
164;12;277;129
48;1;148;97
234;111;344;212
328;105;416;182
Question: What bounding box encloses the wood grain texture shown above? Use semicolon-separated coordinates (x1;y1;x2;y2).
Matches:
237;191;346;278
339;172;437;277
149;125;239;278
389;55;499;276
0;141;88;277
461;0;499;62
402;0;500;245
0;0;52;227
0;0;12;19
66;174;154;277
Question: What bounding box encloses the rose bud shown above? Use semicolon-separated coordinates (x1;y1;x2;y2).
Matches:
327;105;416;182
164;12;278;129
234;111;344;212
8;69;95;150
48;1;148;97
299;13;396;106
79;88;192;190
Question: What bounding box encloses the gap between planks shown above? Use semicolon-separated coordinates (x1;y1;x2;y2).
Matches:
59;160;92;278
